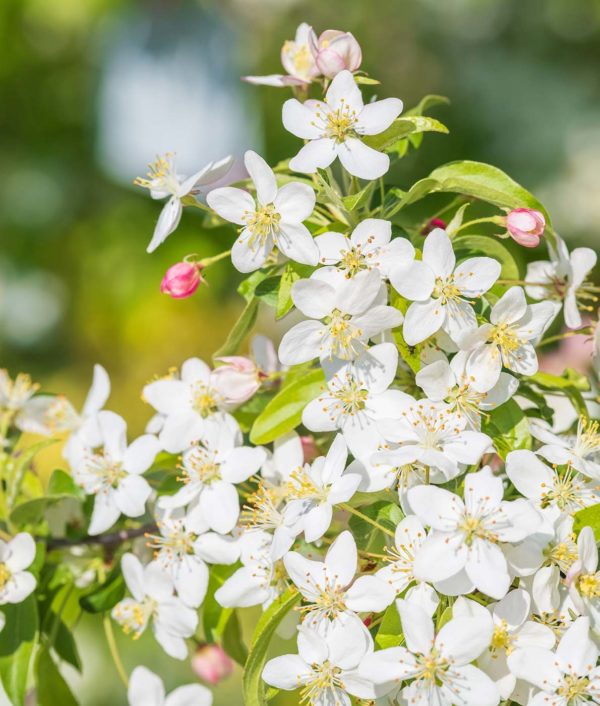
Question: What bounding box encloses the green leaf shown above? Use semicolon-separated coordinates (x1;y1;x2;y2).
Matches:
364;115;448;153
453;235;520;280
573;504;600;540
250;368;326;444
482;399;531;460
0;594;39;706
254;277;280;308
386;178;441;218
11;469;84;526
405;94;450;117
36;647;78;706
213;297;259;359
428;161;550;224
376;603;403;649
390;292;421;373
349;501;403;551
242;588;301;706
7;439;58;508
79;572;125;614
51;620;82;672
530;370;589;418
342;181;376;212
222;610;248;668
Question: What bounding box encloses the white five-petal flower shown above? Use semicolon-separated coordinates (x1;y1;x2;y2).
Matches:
72;411;159;535
128;666;212;706
282;70;403;179
395;228;501;346
207;150;318;273
136;153;233;253
0;533;37;605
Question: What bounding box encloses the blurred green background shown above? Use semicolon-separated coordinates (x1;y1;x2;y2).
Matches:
2;0;600;703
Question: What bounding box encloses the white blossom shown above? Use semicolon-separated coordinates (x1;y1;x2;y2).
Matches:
0;533;37;605
128;666;212;706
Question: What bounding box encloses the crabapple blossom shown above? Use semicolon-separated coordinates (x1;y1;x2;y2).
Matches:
565;526;600;629
243;23;319;87
145;512;239;607
302;343;409;458
394;228;501;345
158;418;265;534
283;70;403;179
505;207;546;247
454;590;555;700
72;411;159;535
128;666;213;706
284;434;361;542
0;533;37;605
374;397;492;480
313;30;362;78
361;598;499;706
531;416;600;480
506;449;600;514
409;466;541;598
314;218;415;280
135;153;233;253
206;150;318;273
463;286;558;392
284;530;394;634
278;268;402;365
376;515;439;615
210;356;260;405
415;350;518;428
143;357;239;453
526;236;597;329
112;554;198;660
14;363;110;467
263;621;379;706
507;616;600;705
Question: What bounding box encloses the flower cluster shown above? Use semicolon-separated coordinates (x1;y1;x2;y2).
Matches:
2;21;600;706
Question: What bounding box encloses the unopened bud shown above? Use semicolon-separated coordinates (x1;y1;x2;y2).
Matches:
505;208;545;247
314;31;362;79
160;262;203;299
300;435;320;463
421;218;447;235
212;356;260;405
191;643;234;686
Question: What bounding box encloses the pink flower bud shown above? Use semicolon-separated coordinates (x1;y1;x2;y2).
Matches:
421;218;447;235
314;30;362;78
300;435;320;463
505;208;545;247
160;262;203;299
191;644;234;686
212;356;260;405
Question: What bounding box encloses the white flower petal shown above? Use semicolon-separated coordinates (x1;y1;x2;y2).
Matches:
336;138;389;180
289;138;337;174
244;150;277;205
206;186;255;225
358;98;403;135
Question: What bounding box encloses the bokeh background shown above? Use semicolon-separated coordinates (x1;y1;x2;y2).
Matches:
2;0;600;703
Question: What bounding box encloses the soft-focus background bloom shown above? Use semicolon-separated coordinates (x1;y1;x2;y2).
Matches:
2;0;600;703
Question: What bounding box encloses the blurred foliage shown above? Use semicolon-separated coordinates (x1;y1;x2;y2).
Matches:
1;0;600;703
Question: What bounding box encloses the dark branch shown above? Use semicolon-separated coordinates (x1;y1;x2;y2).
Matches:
47;523;157;550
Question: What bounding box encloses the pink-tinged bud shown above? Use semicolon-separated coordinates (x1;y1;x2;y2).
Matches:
212;356;260;405
421;218;447;235
300;435;320;463
314;30;362;79
191;644;234;685
160;262;203;299
505;208;545;247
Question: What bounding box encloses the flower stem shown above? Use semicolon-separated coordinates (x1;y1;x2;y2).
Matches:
454;216;504;233
340;503;395;538
199;250;231;267
103;614;128;688
538;329;592;348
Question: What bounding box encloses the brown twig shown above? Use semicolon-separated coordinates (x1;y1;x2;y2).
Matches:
46;523;157;550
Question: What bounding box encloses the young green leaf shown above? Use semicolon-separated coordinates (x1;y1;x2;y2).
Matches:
0;595;39;706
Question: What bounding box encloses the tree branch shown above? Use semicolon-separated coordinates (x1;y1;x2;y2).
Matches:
47;523;157;550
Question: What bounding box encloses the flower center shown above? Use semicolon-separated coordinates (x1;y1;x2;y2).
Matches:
0;371;39;410
416;650;449;686
547;539;578;571
577;573;600;599
339;246;368;277
192;383;220;418
576;418;600;458
300;661;343;704
84;452;127;491
432;275;462;303
244;204;281;246
134;154;178;195
323;101;358;142
112;597;156;639
146;522;196;563
331;379;369;416
491;621;513;655
287;467;327;502
182;446;221;485
490;322;522;355
0;563;12;589
459;514;496;546
242;484;285;531
324;310;364;360
557;674;590;702
283;42;313;78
